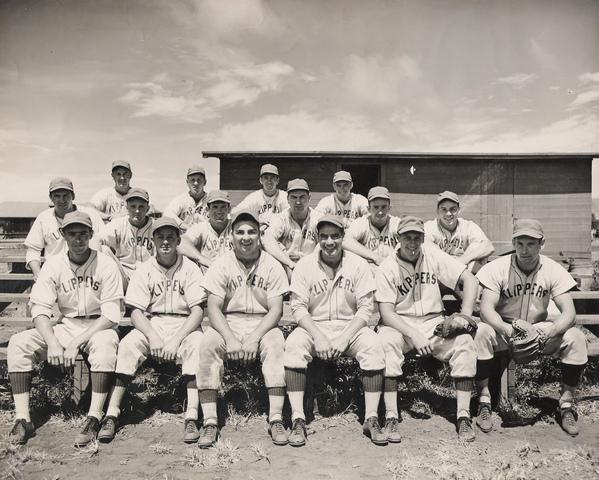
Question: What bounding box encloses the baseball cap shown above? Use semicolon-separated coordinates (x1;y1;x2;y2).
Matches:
316;214;345;232
49;177;74;193
231;209;260;228
512;218;544;239
151;216;181;235
437;191;460;205
367;186;390;201
206;190;231;204
287;178;310;192
187;165;206;177
61;211;93;230
333;171;352;183
397;216;425;235
260;164;279;176
124;187;149;203
111;160;131;171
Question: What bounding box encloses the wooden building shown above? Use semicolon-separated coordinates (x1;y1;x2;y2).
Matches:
204;151;595;257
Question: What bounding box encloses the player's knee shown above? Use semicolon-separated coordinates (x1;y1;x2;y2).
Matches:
562;327;585;348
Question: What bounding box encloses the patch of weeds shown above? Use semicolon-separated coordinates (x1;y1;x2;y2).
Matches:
142;411;178;427
249;442;270;464
150;441;173;455
310;410;357;432
46;412;84;428
73;438;99;458
182;439;240;470
225;404;254;431
0;442;63;480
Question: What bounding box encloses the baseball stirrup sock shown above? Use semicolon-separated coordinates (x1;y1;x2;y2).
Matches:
115;373;133;388
383;376;399;392
361;370;383;392
284;368;306;392
475;359;493;381
199;389;218;404
561;363;585;388
454;378;474;392
9;371;33;395
91;372;113;394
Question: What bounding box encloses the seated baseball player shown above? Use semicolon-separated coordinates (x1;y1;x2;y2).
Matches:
315;171;369;227
232;164;289;232
284;214;386;447
424;191;494;273
343;186;401;272
8;211;123;447
178;190;233;273
474;219;587;436
98;216;206;444
197;210;289;448
25;177;105;281
262;178;322;278
163;165;210;232
99;187;154;289
376;216;480;442
89;160;134;222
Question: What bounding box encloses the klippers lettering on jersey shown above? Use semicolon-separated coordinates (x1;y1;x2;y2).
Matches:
90;187;128;217
315;193;369;224
101;216;154;270
347;215;402;255
163;193;210;228
424;219;489;257
267;208;322;258
184;221;233;260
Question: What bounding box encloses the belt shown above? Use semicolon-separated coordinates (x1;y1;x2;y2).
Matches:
73;315;101;320
153;313;188;317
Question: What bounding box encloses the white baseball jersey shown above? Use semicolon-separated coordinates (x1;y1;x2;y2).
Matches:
233;189;289;228
30;249;123;323
266;208;322;259
375;243;467;320
290;250;374;323
126;255;206;315
100;216;154;273
25;206;105;266
476;254;577;324
183;221;233;262
315;193;369;227
90;187;128;218
346;215;402;261
202;250;289;320
424;218;491;258
163;192;209;229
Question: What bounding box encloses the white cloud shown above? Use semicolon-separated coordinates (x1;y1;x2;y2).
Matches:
579;72;599;84
529;39;557;70
549;85;561;91
494;73;539;89
568;89;599;108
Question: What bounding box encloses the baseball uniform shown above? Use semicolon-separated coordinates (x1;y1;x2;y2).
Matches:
346;215;402;265
90;187;129;219
265;207;322;261
163;192;209;230
182;220;233;272
315;193;369;227
233;190;289;229
424;218;492;265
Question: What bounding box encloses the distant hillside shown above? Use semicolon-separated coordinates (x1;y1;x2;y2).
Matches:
0;201;49;218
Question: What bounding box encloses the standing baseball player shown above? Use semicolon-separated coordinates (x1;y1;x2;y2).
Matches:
196;210;288;447
376;216;479;442
8;211;123;446
178;190;233;273
163;165;209;232
232;164;289;231
343;186;401;272
315;171;369;227
284;214;386;446
25;177;105;281
424;191;494;273
262;178;322;277
99;187;154;289
90;160;134;221
97;217;206;444
474;219;587;436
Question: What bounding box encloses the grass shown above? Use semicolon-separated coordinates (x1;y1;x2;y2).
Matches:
0;434;63;480
249;442;271;464
150;441;173;455
181;438;241;469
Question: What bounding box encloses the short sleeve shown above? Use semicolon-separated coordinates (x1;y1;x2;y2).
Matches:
266;260;289;298
125;267;151;310
476;262;502;293
29;260;58;315
202;258;228;298
375;259;398;304
346;217;366;243
184;262;208;307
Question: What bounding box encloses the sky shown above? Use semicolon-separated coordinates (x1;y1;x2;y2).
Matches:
1;0;598;210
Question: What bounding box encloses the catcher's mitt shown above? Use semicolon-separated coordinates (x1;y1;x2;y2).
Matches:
434;313;478;339
508;319;545;364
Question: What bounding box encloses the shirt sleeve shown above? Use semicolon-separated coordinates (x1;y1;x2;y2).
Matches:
184;262;208;307
346;217;366;243
100;220;118;250
375;259;398;304
475;262;502;293
432;247;467;290
90;189;106;212
24;216;45;265
289;261;311;322
201;258;227;298
266;260;290;299
125;266;151;310
466;220;491;244
354;291;374;324
163;198;183;224
263;212;287;241
29;260;58;318
549;261;577;298
99;255;124;305
183;223;204;246
315;196;331;215
353;257;376;300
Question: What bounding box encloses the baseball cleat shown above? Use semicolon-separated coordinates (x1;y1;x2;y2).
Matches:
363;416;388;446
98;415;118;443
9;418;35;445
384;417;402;443
74;416;101;448
559;408;579;437
457;416;475;442
197;423;219;449
288;418;307;447
268;420;289;446
183;418;201;443
476;403;493;433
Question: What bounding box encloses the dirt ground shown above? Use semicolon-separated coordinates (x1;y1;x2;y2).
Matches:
1;395;598;480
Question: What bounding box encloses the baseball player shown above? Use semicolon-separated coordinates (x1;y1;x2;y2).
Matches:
343;186;401;272
25;177;105;281
178;190;233;273
97;216;206;444
89;160;133;221
284;215;386;447
232;164;289;231
163;165;209;232
196;210;289;447
424;191;494;273
8;211;123;447
474;219;587;436
376;216;479;442
315;171;369;227
262;179;322;278
99;187;154;289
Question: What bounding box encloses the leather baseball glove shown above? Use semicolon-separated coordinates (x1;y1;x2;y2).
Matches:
508;319;546;364
434;313;478;339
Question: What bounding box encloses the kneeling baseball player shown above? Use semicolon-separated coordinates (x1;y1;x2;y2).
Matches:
474;219;587;436
8;211;123;447
98;217;206;443
284;215;386;446
196;210;289;447
376;216;480;442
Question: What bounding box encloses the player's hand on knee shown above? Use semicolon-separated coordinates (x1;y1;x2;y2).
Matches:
411;331;433;356
149;335;165;360
162;338;180;362
241;338;259;365
63;341;80;368
47;341;65;367
330;336;349;359
226;337;244;362
314;334;333;360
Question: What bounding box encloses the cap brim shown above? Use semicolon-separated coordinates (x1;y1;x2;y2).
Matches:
512;230;543;239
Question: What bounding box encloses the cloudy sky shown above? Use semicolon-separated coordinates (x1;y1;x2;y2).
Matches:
1;0;598;210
